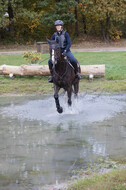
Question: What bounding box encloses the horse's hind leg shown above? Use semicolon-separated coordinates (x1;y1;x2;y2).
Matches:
54;85;63;113
67;87;72;106
74;80;79;98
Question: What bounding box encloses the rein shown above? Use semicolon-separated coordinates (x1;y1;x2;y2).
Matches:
65;57;74;70
53;58;69;80
38;57;50;64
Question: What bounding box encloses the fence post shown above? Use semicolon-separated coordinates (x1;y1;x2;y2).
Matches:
36;42;49;53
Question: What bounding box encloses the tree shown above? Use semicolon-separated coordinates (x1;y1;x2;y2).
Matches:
0;0;9;27
0;0;126;43
40;0;78;32
79;0;126;41
0;0;24;39
0;0;9;40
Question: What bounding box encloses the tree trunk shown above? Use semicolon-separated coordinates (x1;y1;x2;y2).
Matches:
74;5;79;36
82;15;87;34
101;22;107;41
8;0;14;37
101;19;110;42
105;12;111;42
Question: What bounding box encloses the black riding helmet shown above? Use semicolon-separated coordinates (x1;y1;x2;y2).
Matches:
54;20;64;26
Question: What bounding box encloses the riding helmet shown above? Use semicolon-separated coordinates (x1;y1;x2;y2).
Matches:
54;20;64;26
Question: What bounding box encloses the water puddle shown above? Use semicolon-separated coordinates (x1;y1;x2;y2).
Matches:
0;93;126;189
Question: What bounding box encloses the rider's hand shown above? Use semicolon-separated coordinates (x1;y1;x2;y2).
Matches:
63;50;67;56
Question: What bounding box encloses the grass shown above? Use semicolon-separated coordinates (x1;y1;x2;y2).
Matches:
0;75;53;95
68;169;126;190
0;53;49;66
0;52;126;95
74;51;126;80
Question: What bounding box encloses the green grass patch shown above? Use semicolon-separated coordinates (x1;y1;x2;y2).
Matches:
0;52;126;95
0;53;49;66
0;75;53;95
74;51;126;80
69;169;126;190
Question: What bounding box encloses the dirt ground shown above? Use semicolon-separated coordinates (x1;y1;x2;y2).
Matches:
0;38;126;53
71;37;126;52
72;37;126;48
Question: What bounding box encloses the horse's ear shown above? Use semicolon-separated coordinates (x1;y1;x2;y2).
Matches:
46;38;51;44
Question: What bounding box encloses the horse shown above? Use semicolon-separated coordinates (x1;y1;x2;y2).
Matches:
47;39;81;114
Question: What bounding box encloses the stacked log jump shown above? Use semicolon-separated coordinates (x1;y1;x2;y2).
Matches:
0;64;105;77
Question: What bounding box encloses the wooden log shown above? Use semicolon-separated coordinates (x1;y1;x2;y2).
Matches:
0;64;105;76
81;65;105;76
0;64;49;76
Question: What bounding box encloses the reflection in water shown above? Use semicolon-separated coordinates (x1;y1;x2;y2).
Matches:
0;94;126;189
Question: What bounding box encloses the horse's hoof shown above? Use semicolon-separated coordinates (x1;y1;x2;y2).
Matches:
68;102;72;106
57;107;63;114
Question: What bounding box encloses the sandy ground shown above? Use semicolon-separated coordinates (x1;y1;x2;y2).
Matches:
0;47;126;55
0;38;126;54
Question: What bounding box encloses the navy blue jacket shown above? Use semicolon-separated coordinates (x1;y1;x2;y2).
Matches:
51;31;71;53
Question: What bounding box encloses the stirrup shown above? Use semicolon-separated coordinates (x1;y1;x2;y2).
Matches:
76;72;82;79
48;76;53;83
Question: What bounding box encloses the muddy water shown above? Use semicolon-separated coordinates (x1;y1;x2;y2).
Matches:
0;93;126;189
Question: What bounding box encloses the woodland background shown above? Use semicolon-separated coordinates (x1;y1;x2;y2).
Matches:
0;0;126;44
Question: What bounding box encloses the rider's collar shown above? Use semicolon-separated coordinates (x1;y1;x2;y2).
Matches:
57;30;63;35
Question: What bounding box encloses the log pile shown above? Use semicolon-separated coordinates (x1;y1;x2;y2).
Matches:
0;64;105;77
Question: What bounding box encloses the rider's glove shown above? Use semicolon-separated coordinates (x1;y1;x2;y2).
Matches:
63;50;67;56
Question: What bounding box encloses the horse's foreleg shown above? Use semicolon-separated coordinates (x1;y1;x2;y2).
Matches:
67;87;72;106
54;85;63;113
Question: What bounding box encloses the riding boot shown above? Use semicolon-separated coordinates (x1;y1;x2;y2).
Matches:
48;70;53;83
76;72;82;79
48;75;53;83
73;63;82;80
48;62;53;83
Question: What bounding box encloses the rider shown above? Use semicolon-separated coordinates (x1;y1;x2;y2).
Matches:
48;19;82;83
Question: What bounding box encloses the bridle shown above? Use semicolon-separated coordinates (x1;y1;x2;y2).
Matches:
50;45;69;79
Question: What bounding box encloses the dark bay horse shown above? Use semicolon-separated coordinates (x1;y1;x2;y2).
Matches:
47;39;81;113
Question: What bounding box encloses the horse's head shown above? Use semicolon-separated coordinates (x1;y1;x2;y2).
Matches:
46;38;61;64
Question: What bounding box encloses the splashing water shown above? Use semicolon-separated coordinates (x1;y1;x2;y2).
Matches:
1;93;126;127
0;93;126;189
3;94;125;125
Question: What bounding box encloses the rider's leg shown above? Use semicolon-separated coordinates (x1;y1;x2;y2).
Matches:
48;58;53;83
66;51;82;79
